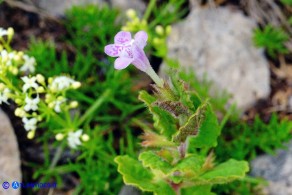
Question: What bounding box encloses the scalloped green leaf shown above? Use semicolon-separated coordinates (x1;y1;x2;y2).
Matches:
115;155;154;191
173;102;207;143
139;151;172;174
139;90;157;105
193;159;249;185
187;105;220;150
174;154;204;174
139;90;177;139
115;155;176;195
182;185;215;195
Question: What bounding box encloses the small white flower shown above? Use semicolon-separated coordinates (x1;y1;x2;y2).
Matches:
0;28;8;37
0;88;10;104
24;96;40;111
0;50;15;66
67;129;83;149
49;76;75;92
22;117;37;131
21;76;39;92
53;98;66;113
20;55;36;73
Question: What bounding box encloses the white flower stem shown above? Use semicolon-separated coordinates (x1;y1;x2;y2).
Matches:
145;65;164;88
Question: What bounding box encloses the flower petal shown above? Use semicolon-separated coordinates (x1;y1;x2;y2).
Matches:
114;57;133;70
131;42;150;72
104;44;122;57
114;31;132;44
134;31;148;49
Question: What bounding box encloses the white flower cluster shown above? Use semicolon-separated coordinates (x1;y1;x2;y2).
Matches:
56;129;89;149
0;84;10;104
1;27;89;149
0;50;36;75
49;76;81;92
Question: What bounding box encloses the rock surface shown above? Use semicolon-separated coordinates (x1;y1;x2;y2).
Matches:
160;7;270;111
0;109;21;195
35;0;145;16
251;141;292;195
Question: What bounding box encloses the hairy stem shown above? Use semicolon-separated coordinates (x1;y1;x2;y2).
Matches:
145;65;164;88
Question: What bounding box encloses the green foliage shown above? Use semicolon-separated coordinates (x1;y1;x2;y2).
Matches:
116;74;249;194
65;4;120;52
115;155;176;195
253;25;289;57
281;0;292;5
186;104;220;150
144;0;188;27
213;114;292;194
215;114;292;162
26;5;144;194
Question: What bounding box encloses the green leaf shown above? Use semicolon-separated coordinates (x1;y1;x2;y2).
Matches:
174;154;204;175
115;155;154;191
187;105;220;150
193;159;249;185
139;90;157;105
139;151;172;174
115;155;176;195
173;102;207;142
139;90;177;139
182;185;215;195
253;25;289;57
281;0;292;5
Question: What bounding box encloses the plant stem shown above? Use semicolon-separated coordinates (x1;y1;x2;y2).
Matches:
145;65;164;88
143;0;156;21
49;144;64;169
77;88;112;126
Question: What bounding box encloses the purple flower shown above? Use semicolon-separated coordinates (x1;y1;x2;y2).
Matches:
104;31;150;72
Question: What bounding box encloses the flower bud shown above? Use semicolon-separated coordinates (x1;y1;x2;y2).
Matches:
81;134;90;142
48;77;53;84
37;86;45;93
0;83;5;91
48;102;55;108
37;116;43;121
55;133;64;141
15;98;22;105
15;108;25;117
166;25;172;35
126;9;136;19
7;27;14;41
72;81;81;89
27;130;35;139
155;25;164;36
36;74;45;84
69;101;78;108
11;67;18;75
153;38;162;46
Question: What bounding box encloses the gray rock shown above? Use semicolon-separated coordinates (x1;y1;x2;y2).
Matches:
35;0;106;16
118;185;141;195
251;141;292;195
0;109;21;195
35;0;145;17
111;0;146;17
160;7;270;111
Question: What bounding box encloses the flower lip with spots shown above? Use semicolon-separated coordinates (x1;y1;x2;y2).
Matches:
104;31;150;72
